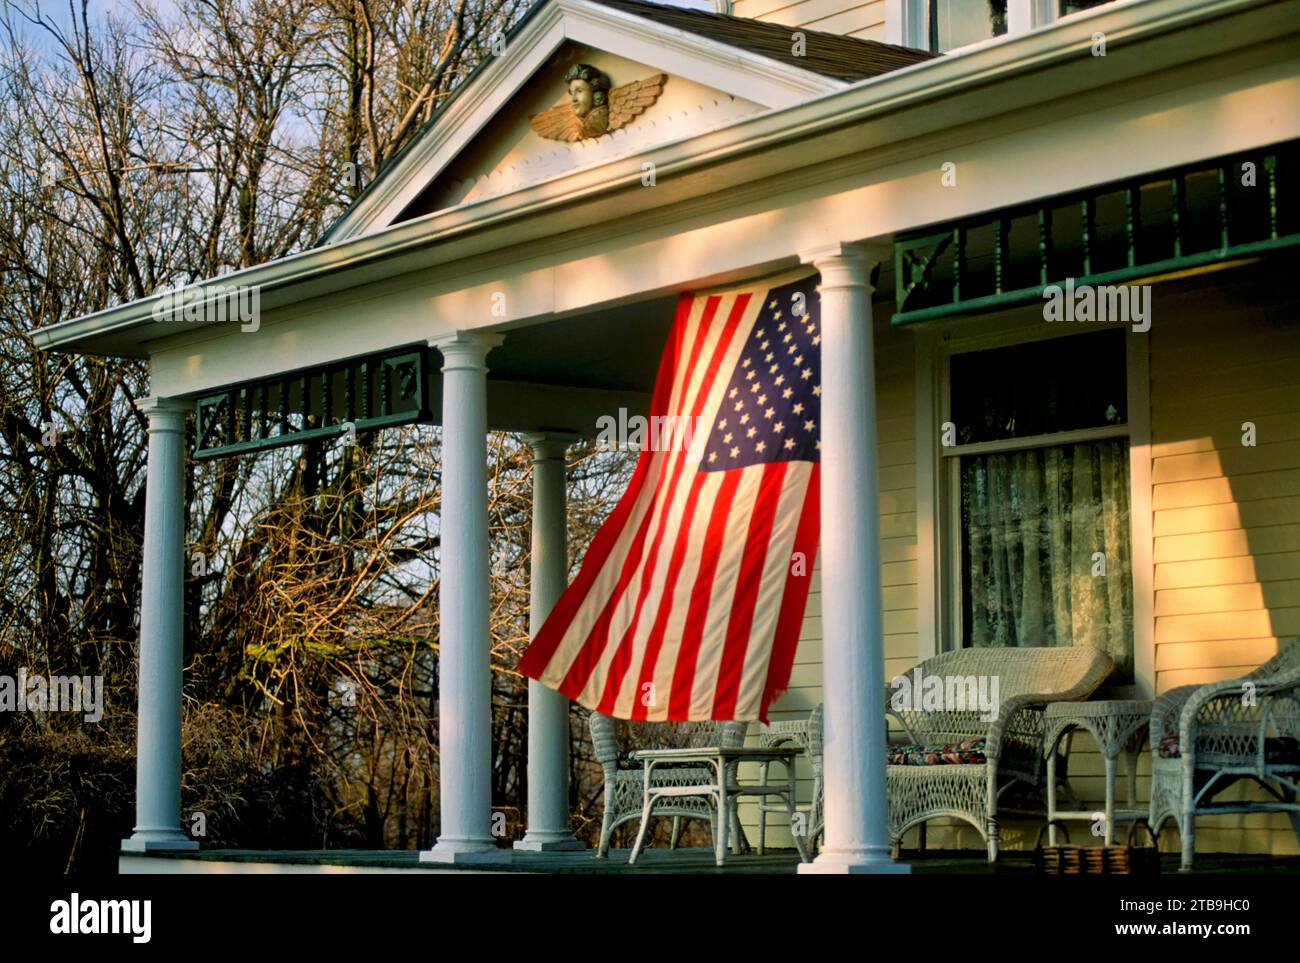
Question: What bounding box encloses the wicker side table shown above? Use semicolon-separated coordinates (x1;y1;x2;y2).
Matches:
628;746;809;866
1044;699;1153;846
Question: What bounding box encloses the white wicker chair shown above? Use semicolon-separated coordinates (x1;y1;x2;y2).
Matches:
885;646;1114;862
588;711;749;858
755;704;824;855
1149;640;1300;871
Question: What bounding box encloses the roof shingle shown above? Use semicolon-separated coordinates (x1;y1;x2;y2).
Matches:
593;0;937;82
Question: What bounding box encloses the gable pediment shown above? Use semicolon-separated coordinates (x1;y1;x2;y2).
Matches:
321;0;844;244
400;45;765;217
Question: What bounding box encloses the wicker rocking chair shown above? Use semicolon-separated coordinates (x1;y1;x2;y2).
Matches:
588;711;749;858
885;646;1114;862
1149;639;1300;871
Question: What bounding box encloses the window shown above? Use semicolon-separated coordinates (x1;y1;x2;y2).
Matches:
889;0;1125;52
929;0;1008;52
1059;1;1113;14
943;330;1133;675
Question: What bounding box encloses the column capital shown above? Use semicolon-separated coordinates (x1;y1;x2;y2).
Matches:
799;240;892;290
135;396;190;432
430;331;505;372
522;431;581;462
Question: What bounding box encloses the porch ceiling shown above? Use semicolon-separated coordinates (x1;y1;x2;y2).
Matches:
489;294;677;394
470;294;676;436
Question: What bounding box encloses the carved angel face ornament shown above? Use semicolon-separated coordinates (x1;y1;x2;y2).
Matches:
568;78;595;118
531;64;667;143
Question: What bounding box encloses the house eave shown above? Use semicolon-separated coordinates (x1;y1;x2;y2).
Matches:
32;0;1294;359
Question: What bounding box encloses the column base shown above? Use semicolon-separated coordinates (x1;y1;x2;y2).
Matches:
121;830;199;853
513;832;586;853
798;847;910;875
419;838;513;865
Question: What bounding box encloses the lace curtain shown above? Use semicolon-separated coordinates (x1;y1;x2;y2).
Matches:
961;439;1132;673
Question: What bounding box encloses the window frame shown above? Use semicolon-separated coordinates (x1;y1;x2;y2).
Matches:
914;312;1154;695
888;0;1112;53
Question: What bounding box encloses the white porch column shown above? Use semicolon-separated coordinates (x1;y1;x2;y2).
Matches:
422;331;510;864
797;242;908;875
515;433;584;852
122;396;198;853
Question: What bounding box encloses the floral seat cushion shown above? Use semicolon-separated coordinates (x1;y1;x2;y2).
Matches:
887;737;987;766
1157;734;1300;763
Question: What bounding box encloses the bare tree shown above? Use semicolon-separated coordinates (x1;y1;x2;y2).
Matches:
0;0;636;870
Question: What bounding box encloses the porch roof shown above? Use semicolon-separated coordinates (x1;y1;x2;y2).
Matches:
29;0;1297;365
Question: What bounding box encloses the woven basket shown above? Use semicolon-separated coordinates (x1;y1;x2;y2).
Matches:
1034;820;1161;875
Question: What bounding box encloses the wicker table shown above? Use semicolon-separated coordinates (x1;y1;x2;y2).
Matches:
1044;699;1153;846
628;746;809;866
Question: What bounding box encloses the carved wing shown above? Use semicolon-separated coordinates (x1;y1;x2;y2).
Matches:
607;73;667;133
530;102;583;143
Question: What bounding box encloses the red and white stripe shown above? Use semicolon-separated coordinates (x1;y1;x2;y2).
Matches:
518;275;820;721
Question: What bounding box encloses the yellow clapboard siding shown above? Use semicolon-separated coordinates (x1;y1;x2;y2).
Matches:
875;382;915;412
878;512;916;540
1151;339;1300;379
1156;580;1300;616
880;489;917;516
1150;286;1299;328
806;558;917;592
796;634;919;667
1154;524;1300;564
1155;637;1285;671
883;559;918;587
1153;469;1300;511
877;414;914;444
1153;475;1237;511
875;338;914;368
879;465;915;491
880;535;919;563
884;609;917;634
1154;552;1300;590
1153;383;1300;425
878;440;915;469
1150;356;1300;397
848;22;886;40
883;584;918;611
800;610;916;641
1151;411;1300;457
769;688;822;712
732;0;799;18
1152;441;1300;485
804;4;886;36
1157;665;1267;691
1151;323;1300;370
1156;607;1300;644
796;585;914;622
786;662;828;688
885;646;919;666
740;0;884;30
1153;495;1300;537
1152;344;1300;390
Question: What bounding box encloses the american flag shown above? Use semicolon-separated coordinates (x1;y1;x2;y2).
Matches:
518;273;822;721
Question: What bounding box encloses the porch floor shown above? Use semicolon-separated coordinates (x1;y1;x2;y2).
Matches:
121;847;1300;874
